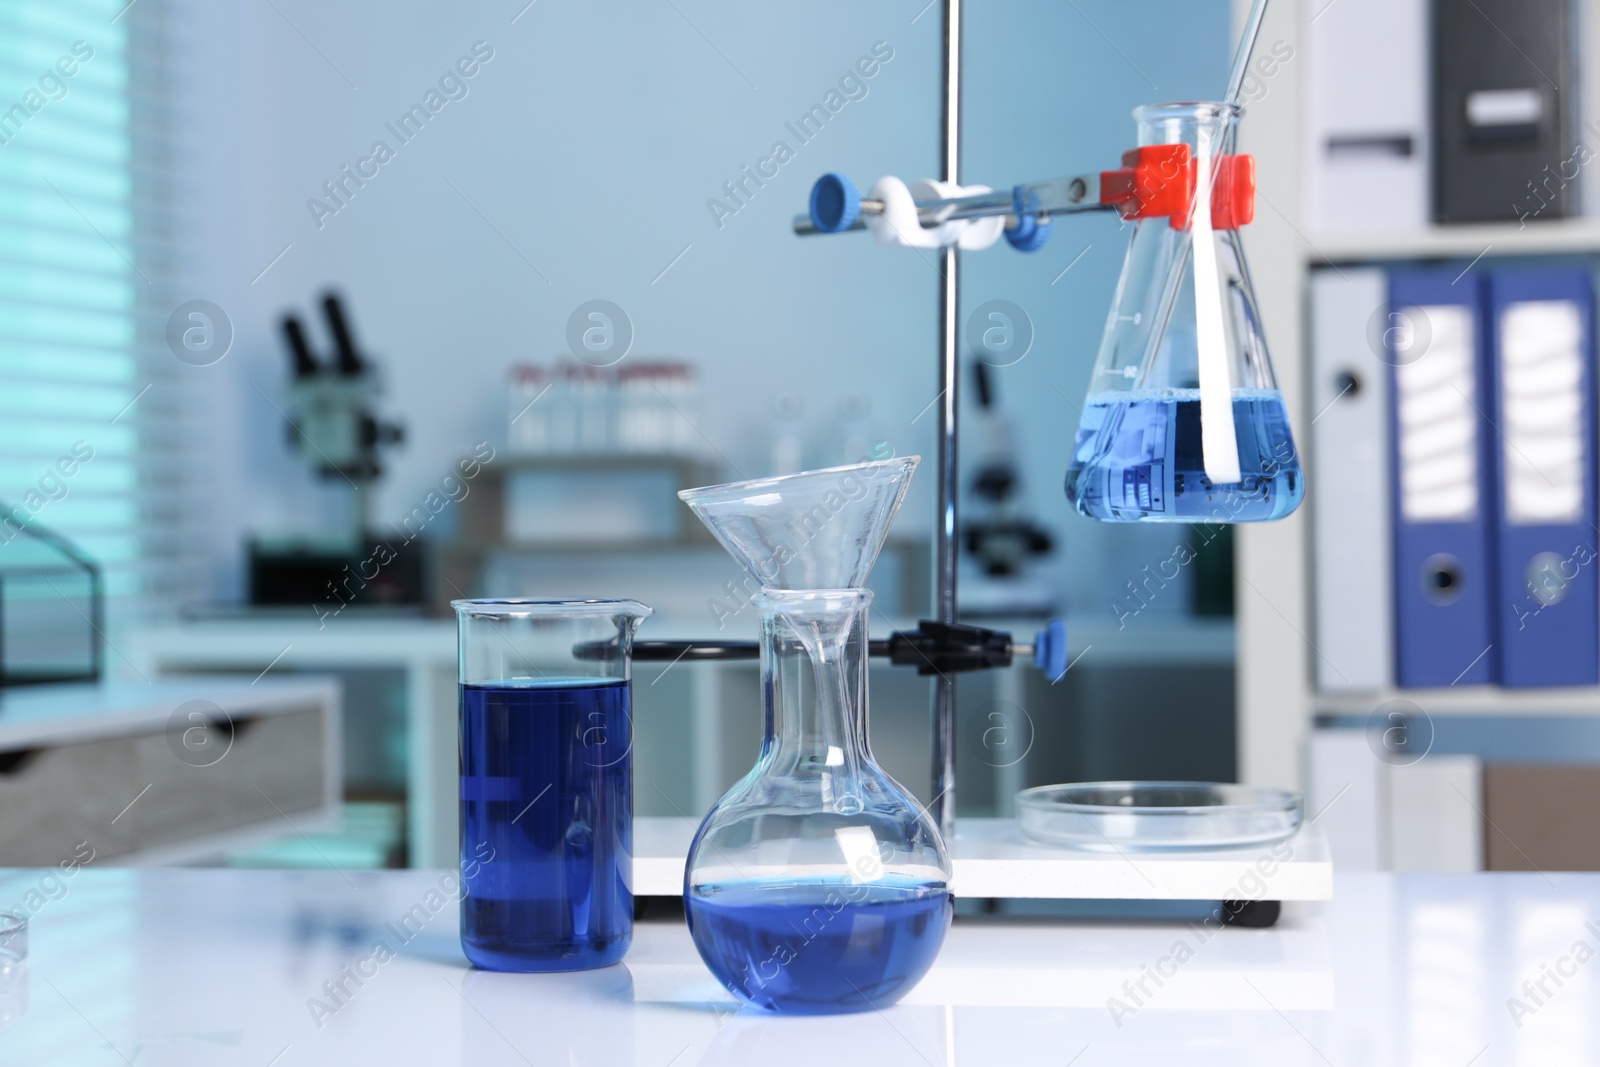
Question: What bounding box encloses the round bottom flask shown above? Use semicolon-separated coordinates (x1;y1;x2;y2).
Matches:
684;589;952;1014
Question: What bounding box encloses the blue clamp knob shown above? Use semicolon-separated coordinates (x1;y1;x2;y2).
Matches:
1033;619;1068;682
1005;185;1050;251
809;173;861;233
1005;212;1051;251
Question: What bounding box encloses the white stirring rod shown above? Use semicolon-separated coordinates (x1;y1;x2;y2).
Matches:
1194;0;1270;485
1191;120;1242;485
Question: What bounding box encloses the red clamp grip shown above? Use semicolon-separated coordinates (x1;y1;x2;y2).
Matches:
1100;145;1255;230
1175;153;1254;231
1100;145;1192;220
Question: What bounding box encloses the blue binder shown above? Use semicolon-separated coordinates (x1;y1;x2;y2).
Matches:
1485;267;1598;687
1388;269;1496;687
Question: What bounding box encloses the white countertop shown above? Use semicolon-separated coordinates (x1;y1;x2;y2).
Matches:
0;868;1588;1063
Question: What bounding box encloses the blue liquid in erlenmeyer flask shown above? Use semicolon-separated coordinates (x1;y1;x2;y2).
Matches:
687;878;952;1014
459;679;631;971
1065;387;1303;522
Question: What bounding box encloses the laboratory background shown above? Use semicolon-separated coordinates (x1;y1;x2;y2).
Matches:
0;0;1598;1061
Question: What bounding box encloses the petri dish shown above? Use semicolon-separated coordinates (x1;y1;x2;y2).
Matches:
1016;781;1302;851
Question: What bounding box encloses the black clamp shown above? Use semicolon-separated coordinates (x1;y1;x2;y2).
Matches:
879;620;1016;676
631;620;1040;678
631;640;757;662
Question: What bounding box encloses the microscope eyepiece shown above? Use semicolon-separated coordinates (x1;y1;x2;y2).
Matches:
280;315;319;378
321;292;363;376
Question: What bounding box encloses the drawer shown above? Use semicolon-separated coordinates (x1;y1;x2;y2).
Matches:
0;736;140;864
134;705;327;851
0;703;329;863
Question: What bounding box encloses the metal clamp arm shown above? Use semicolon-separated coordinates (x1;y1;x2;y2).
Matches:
627;617;1067;682
794;144;1257;240
793;170;1109;237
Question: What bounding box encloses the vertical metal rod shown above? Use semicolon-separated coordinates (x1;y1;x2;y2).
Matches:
930;0;961;842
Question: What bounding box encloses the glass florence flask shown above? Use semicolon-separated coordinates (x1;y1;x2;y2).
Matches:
678;457;953;1014
1066;101;1304;523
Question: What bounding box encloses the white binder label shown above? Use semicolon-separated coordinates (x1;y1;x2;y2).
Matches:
1500;300;1584;526
1395;304;1478;523
1465;88;1543;128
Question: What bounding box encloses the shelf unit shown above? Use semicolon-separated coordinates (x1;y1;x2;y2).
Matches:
1309;223;1600;265
1234;0;1600;791
1315;688;1600;717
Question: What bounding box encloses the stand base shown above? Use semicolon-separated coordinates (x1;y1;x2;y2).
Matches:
1220;897;1282;927
635;817;1332;903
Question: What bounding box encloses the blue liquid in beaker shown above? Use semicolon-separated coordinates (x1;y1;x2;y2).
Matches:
686;878;952;1014
459;679;631;971
1065;387;1303;522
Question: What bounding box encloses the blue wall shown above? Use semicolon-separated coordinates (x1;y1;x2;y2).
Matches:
173;0;1231;617
961;0;1230;613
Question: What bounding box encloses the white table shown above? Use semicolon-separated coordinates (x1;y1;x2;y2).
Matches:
0;868;1586;1064
127;615;1235;870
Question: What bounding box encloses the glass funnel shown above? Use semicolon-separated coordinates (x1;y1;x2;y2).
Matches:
453;597;652;972
678;458;952;1014
1066;101;1303;523
679;456;920;590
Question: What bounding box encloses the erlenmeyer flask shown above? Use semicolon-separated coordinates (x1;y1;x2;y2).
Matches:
1066;101;1303;523
678;459;952;1014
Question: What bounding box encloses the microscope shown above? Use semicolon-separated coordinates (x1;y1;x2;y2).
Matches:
248;292;421;610
961;360;1056;616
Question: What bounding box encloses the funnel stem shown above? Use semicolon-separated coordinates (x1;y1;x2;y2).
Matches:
757;591;874;812
809;638;866;809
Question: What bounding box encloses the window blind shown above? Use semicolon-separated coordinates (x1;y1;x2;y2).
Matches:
0;0;186;624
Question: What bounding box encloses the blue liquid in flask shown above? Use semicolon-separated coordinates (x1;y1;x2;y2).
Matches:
1065;387;1303;522
459;679;631;971
686;878;952;1014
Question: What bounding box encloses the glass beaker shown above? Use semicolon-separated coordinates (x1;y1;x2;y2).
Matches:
453;597;652;972
684;589;951;1014
1066;101;1303;523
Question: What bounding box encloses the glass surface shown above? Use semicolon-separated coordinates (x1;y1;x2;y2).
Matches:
453;598;651;972
1066;101;1303;523
1016;781;1301;851
0;912;26;965
684;589;952;1013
